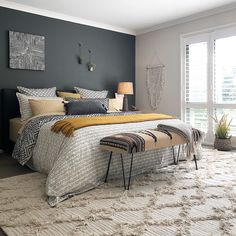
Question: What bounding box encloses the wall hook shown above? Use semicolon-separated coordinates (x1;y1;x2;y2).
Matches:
87;49;96;72
78;42;83;64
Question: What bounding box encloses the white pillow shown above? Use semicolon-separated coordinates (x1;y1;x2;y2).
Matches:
16;93;63;121
115;93;124;99
108;98;123;112
74;86;108;99
17;86;57;97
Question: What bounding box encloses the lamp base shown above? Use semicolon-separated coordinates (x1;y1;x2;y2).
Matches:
122;95;129;112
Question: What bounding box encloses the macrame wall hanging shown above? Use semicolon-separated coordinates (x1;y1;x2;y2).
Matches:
146;63;165;110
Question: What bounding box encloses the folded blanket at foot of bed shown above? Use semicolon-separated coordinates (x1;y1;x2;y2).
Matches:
51;113;174;137
157;120;205;158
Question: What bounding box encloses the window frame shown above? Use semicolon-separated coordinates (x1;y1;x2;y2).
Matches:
181;26;236;145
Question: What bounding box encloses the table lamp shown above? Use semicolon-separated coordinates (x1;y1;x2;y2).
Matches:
117;82;133;111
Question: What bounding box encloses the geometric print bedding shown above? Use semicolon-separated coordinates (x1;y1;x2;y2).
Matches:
74;86;108;98
13;113;184;207
12;112;139;165
17;86;57;97
1;148;236;235
12;114;65;163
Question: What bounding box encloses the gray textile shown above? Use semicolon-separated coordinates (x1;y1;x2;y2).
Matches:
65;98;109;110
65;100;107;115
157;120;205;158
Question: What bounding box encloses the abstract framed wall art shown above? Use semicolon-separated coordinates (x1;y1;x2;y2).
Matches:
9;31;45;71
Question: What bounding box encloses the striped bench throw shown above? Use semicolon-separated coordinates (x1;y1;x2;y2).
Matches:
100;129;186;154
101;129;199;190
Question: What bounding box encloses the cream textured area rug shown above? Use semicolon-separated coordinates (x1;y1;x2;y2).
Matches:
1;149;236;235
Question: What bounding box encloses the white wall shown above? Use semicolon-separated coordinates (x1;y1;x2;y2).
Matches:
136;8;236;118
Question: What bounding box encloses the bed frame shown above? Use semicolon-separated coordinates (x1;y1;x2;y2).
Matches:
0;89;20;153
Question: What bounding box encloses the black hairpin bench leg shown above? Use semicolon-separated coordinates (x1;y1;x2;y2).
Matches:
120;154;126;189
127;152;134;190
193;154;198;170
176;145;181;164
172;146;176;165
105;151;113;183
105;152;128;190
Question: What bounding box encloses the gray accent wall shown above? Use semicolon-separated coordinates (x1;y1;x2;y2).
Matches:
0;7;135;99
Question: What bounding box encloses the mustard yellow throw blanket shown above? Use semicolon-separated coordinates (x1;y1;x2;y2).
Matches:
51;113;174;137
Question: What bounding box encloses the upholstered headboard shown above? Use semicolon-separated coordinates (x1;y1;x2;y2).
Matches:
0;88;76;153
0;89;20;152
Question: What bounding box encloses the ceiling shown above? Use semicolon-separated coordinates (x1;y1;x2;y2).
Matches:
1;0;236;35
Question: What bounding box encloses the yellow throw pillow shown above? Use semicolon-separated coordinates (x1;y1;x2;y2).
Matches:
57;91;81;99
29;99;65;116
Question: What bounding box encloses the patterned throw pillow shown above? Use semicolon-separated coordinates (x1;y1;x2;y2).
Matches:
17;86;57;97
74;86;108;99
65;97;109;110
16;93;63;121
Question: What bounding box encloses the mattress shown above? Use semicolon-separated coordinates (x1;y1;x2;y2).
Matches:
9;118;26;142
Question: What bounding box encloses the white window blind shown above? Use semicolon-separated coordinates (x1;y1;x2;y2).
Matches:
185;42;207;103
214;36;236;104
185;108;208;132
213;35;236;136
182;27;236;143
184;41;208;133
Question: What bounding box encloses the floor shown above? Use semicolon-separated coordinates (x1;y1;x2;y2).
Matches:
1;148;236;235
0;152;33;179
0;152;34;236
0;146;214;236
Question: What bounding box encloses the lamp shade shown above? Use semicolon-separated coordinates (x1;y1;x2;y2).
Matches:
117;82;133;95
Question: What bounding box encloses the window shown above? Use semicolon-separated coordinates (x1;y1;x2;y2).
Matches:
182;27;236;144
186;42;207;103
214;36;236;104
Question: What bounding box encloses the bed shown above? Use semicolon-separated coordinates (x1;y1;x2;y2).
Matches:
1;89;194;206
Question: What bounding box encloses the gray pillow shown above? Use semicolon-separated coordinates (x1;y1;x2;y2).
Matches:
17;86;57;97
74;86;108;98
65;100;107;115
64;97;109;110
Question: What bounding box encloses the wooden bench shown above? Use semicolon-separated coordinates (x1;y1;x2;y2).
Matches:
100;129;198;190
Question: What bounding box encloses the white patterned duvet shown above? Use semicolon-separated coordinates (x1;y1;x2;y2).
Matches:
14;114;181;206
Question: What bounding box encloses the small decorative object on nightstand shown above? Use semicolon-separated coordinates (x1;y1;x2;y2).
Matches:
117;82;134;111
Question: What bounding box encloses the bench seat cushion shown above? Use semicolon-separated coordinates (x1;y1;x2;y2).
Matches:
100;130;186;153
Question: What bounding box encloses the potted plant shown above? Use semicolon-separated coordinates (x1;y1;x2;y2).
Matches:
212;114;232;151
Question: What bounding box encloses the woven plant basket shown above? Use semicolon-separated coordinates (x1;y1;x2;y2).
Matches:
214;137;232;151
